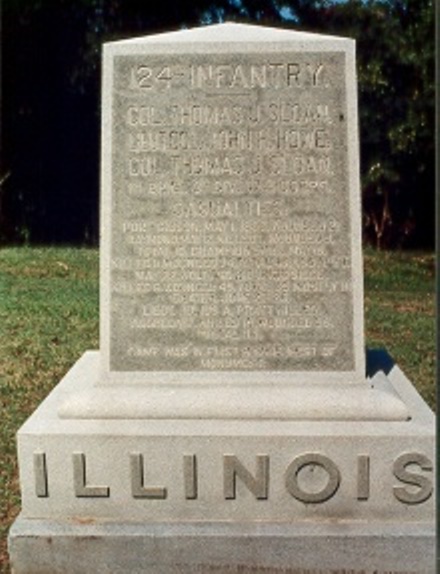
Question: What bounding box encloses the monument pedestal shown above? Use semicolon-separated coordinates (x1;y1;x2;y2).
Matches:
9;519;434;574
9;351;435;573
57;357;410;422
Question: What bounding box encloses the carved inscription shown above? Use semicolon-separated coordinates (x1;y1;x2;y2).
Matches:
356;455;370;501
284;453;341;503
72;452;110;498
130;453;167;499
110;53;354;371
33;451;48;498
224;455;269;500
34;451;433;505
183;454;198;500
392;452;433;504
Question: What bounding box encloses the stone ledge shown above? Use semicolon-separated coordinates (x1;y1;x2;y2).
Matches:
9;516;435;574
56;352;409;421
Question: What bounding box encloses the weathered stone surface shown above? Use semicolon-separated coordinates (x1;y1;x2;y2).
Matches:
9;518;435;574
89;22;405;421
100;23;365;385
15;352;434;523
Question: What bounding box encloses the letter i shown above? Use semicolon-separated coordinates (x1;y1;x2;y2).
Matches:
184;455;198;499
34;451;48;497
357;455;370;500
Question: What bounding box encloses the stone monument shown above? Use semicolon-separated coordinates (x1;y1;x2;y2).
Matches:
9;23;435;573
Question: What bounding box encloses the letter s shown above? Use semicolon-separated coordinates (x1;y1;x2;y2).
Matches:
393;452;433;504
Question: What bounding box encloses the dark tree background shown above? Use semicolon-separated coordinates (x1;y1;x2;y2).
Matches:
0;0;435;248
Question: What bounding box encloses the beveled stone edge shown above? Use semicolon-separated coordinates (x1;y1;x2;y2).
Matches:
57;384;409;421
55;353;409;421
104;22;355;48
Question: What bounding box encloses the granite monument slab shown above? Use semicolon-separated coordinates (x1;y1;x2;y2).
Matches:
55;22;410;422
102;25;364;381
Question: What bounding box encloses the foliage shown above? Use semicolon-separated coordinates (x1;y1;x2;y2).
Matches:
0;0;434;247
333;0;434;249
267;0;435;248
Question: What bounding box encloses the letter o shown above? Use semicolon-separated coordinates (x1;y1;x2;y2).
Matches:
285;453;341;503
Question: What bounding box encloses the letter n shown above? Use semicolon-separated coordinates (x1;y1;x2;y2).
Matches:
224;455;269;500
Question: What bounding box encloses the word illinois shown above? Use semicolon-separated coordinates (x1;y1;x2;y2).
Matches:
32;451;433;505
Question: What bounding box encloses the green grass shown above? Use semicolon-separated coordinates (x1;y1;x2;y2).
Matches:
0;247;436;572
363;247;436;409
0;248;99;572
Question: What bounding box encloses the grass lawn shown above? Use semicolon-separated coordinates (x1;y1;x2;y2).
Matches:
0;248;98;572
0;246;435;572
363;248;436;408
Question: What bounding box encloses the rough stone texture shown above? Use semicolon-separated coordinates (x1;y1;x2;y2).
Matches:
9;519;435;574
100;22;366;385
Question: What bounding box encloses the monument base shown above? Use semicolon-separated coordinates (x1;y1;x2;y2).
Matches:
9;517;434;574
8;350;435;572
57;355;410;421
